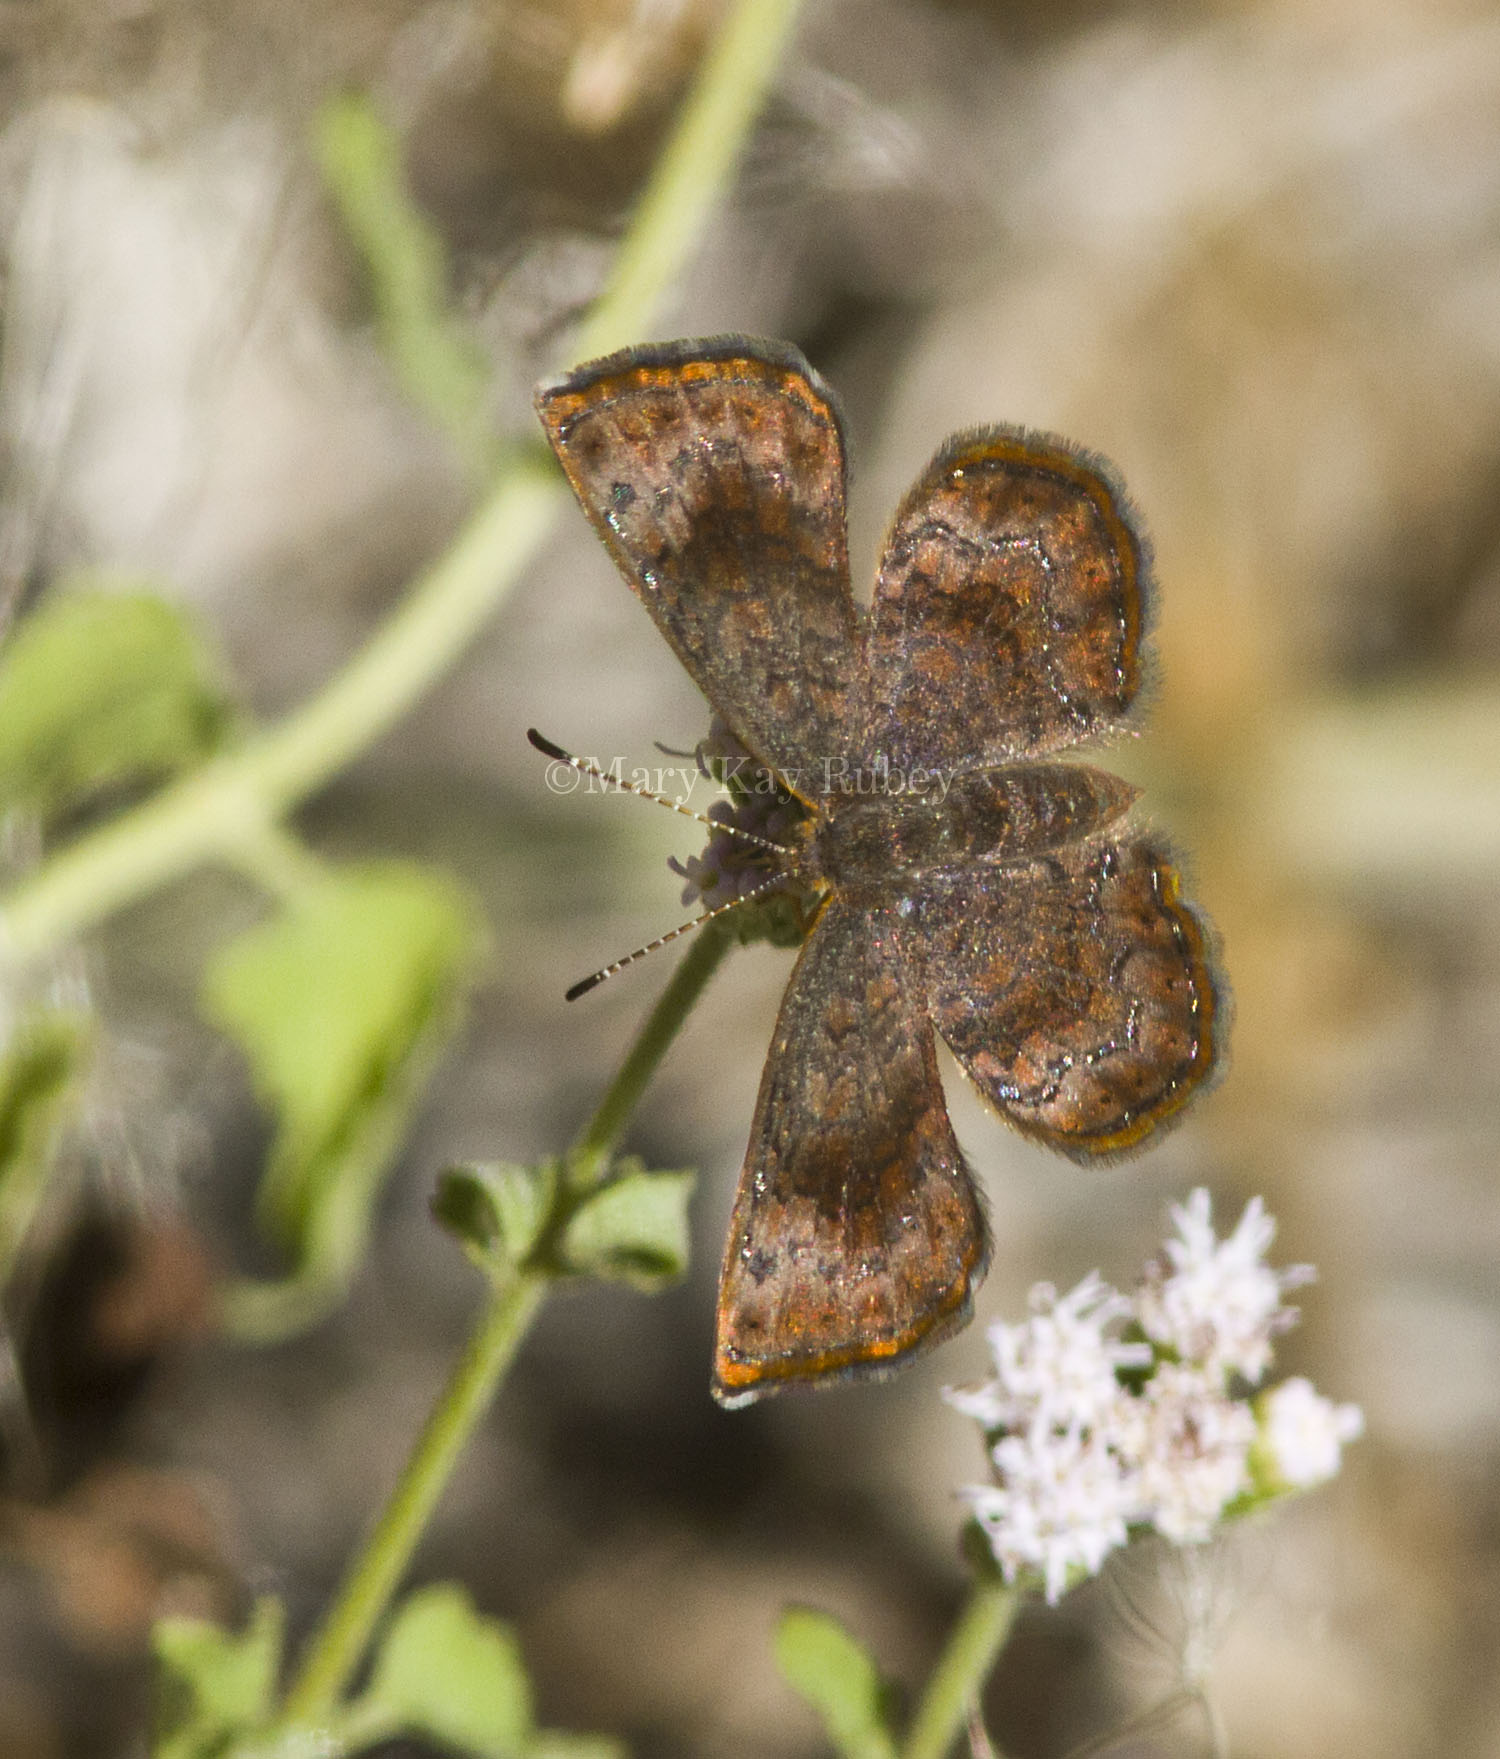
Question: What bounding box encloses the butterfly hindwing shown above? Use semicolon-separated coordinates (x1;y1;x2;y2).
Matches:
714;895;989;1407
910;838;1222;1158
860;427;1150;773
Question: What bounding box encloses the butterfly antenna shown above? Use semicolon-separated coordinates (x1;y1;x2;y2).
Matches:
528;728;793;855
565;872;793;1001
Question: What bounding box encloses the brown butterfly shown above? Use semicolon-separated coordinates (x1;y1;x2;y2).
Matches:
536;337;1223;1408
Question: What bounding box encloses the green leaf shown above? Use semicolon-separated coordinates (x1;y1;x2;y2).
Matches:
775;1608;898;1759
0;586;233;819
203;862;482;1339
432;1157;695;1293
0;1007;91;1287
432;1159;558;1269
315;92;495;474
558;1160;693;1289
362;1584;532;1757
152;1597;283;1758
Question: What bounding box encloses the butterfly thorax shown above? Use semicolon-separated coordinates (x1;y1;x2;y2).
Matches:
810;763;1138;890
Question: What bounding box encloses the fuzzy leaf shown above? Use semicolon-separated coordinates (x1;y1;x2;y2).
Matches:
0;1007;91;1284
204;862;481;1337
0;587;232;818
558;1162;693;1289
432;1160;558;1268
362;1584;532;1756
775;1608;898;1759
152;1597;283;1758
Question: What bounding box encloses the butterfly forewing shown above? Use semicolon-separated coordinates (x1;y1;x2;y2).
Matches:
910;841;1221;1158
860;428;1149;772
536;339;861;789
714;896;989;1407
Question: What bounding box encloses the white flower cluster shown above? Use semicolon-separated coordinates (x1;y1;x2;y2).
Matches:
945;1190;1363;1604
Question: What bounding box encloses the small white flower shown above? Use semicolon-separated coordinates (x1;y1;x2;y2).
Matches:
948;1191;1359;1604
1259;1377;1365;1488
1127;1362;1257;1543
1137;1189;1313;1384
963;1419;1138;1603
943;1272;1151;1434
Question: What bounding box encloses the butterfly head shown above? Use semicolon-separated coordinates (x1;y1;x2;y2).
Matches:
667;715;823;948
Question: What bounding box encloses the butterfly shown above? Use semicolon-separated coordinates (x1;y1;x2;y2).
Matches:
536;336;1223;1408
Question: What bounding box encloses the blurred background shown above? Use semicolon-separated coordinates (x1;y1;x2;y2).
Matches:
1;0;1499;1753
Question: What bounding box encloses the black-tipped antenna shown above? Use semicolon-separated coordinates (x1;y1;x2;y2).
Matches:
527;728;792;856
565;872;792;1001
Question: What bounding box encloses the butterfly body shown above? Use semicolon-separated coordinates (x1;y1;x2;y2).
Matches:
809;763;1139;887
536;337;1224;1408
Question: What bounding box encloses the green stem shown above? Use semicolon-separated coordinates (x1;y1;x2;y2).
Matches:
575;0;803;362
0;0;806;975
279;1271;547;1719
0;456;563;968
226;820;330;903
902;1576;1022;1759
279;919;738;1718
568;921;732;1182
92;0;798;1719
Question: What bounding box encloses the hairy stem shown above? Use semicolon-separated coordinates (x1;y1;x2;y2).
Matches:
902;1576;1021;1759
281;919;738;1715
264;0;805;1715
279;1270;547;1718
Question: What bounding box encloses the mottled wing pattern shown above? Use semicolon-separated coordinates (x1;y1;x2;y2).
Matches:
860;428;1149;771
537;338;861;789
910;839;1221;1158
714;895;989;1406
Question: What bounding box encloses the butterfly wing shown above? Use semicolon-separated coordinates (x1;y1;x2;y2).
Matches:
713;894;989;1407
911;839;1222;1158
860;427;1150;771
537;337;861;788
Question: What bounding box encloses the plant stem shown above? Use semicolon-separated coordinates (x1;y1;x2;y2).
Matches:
111;0;799;1719
0;0;806;976
0;456;563;969
902;1576;1022;1759
270;0;801;1658
574;0;803;362
280;918;738;1717
279;1269;547;1719
568;920;732;1182
225;820;331;904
